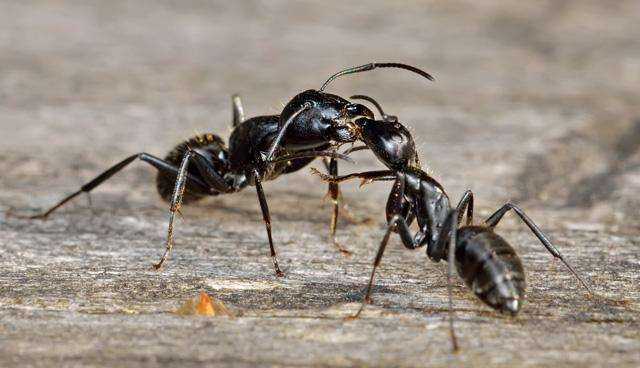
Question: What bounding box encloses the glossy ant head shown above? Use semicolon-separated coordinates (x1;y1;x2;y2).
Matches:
355;118;419;171
280;89;373;148
278;62;433;150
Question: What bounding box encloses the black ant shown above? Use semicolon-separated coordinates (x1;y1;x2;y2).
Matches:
10;97;351;277
313;95;592;351
11;63;434;277
264;63;433;248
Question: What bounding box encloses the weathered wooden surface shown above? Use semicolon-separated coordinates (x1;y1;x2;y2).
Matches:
0;1;638;367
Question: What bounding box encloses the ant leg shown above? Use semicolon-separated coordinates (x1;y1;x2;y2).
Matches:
350;178;425;319
349;217;394;319
320;157;365;225
270;150;354;165
154;149;234;269
310;168;396;186
341;145;369;155
446;209;461;352
189;149;234;193
154;150;195;269
13;153;209;220
349;214;425;319
322;157;351;256
253;169;285;277
455;190;474;226
484;203;592;294
231;94;245;127
265;102;313;161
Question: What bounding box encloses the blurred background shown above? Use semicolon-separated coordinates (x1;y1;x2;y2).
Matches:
1;0;639;226
0;1;638;367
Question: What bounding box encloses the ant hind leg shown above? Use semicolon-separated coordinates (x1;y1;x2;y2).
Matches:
484;203;592;294
10;153;210;220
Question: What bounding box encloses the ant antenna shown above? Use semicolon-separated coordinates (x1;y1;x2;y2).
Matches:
320;62;434;92
349;94;398;122
350;95;387;117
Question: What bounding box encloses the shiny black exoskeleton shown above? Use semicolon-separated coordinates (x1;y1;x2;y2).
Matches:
15;63;435;277
14;95;352;277
264;63;435;246
269;63;433;154
314;95;592;350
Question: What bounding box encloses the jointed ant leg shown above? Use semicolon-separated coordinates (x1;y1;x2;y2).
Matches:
446;209;460;352
154;150;194;269
349;178;425;319
154;148;235;270
231;94;245;127
13;153;209;220
253;169;284;277
349;214;425;319
484;203;592;294
189;149;234;192
322;157;352;255
348;217;395;320
270;150;354;165
311;168;396;186
341;145;369;155
264;102;313;161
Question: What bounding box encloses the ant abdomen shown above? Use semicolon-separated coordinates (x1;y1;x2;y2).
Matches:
455;226;526;316
156;134;230;203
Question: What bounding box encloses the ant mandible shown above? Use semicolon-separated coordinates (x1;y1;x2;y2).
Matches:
313;95;592;351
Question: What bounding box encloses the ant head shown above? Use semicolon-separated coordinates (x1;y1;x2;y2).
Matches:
281;90;373;145
355;118;419;171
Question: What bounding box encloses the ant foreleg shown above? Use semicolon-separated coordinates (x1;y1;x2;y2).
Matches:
310;168;395;186
341;145;369;155
484;203;592;294
270;150;354;165
253;169;284;277
12;153;209;220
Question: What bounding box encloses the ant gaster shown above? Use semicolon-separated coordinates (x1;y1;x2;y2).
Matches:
13;63;434;277
314;95;592;351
